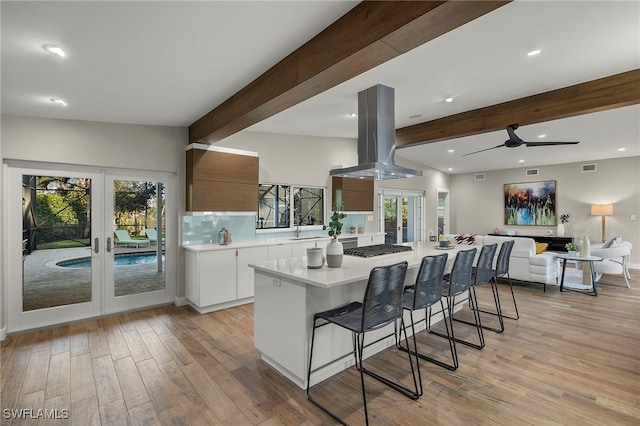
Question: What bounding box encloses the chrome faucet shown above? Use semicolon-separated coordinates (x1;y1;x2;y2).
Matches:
295;212;301;237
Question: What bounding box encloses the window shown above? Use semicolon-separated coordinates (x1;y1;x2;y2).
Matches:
258;184;325;230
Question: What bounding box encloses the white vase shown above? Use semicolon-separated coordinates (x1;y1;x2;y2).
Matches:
557;223;565;237
326;238;343;268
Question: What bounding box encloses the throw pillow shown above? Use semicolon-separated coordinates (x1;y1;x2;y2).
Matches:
535;242;548;254
454;234;475;245
602;236;618;248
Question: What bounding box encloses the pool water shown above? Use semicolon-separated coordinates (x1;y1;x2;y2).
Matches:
57;253;165;268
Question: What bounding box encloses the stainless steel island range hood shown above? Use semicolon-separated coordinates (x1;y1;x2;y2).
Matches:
330;84;422;180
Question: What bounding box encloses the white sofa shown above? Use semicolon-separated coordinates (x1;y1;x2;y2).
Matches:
444;234;558;290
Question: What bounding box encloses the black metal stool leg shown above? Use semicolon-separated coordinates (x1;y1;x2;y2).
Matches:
425;297;459;370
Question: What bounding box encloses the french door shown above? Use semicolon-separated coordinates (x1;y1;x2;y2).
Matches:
5;162;175;333
379;190;424;244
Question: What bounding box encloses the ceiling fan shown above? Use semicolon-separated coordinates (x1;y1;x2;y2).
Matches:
463;124;579;156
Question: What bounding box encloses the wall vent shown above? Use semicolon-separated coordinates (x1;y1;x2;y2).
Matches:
581;163;597;172
474;173;486;181
525;168;539;176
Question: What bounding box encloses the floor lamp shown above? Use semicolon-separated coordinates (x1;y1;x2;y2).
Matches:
591;204;613;243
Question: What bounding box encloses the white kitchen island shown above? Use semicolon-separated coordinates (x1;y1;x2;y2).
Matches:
249;241;468;389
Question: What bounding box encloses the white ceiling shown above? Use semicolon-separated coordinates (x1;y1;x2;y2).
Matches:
2;1;639;174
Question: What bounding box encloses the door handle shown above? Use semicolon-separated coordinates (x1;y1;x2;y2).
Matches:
107;237;112;253
94;237;100;254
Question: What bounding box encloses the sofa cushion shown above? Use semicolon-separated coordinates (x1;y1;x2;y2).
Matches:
530;252;557;266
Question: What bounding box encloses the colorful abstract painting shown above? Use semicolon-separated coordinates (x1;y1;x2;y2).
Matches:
504;181;556;226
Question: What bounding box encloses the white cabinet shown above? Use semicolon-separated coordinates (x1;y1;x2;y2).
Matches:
357;234;385;247
237;246;269;299
269;243;291;260
185;246;268;312
185;249;236;308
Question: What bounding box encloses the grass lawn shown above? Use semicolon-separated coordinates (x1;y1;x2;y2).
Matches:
37;239;90;249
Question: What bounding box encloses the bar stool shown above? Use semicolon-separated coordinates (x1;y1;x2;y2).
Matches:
306;261;420;425
494;240;518;320
473;239;518;322
426;248;477;370
452;244;497;342
396;253;453;375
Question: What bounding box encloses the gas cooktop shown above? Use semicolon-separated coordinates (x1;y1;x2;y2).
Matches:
343;244;413;258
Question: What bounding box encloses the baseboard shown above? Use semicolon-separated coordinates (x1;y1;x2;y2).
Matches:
174;296;188;306
629;263;639;270
0;326;6;341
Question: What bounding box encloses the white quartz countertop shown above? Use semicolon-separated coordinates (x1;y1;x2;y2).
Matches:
249;241;470;289
183;232;383;252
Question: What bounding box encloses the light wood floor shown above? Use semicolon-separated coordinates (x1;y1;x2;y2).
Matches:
2;271;639;425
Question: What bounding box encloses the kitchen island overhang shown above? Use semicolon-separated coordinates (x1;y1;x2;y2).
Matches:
249;242;469;389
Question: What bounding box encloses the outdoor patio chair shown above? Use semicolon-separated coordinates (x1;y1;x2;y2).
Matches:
114;230;150;248
145;228;164;244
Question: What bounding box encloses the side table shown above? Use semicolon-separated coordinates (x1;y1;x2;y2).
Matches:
557;253;603;296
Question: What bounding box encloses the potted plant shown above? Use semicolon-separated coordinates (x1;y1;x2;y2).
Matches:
565;242;579;256
326;206;347;267
558;213;570;237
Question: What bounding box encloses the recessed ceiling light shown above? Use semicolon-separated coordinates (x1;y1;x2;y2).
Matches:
527;49;541;56
409;114;422;119
43;44;66;58
538;134;547;138
518;159;525;163
50;98;67;106
447;167;453;171
444;97;453;103
348;113;357;118
447;149;455;153
618;147;626;152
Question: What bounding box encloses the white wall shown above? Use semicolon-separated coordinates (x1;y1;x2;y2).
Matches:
450;156;640;264
2;115;183;172
0;115;187;331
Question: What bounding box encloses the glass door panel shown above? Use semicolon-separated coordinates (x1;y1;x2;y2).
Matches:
104;176;172;314
22;175;95;311
8;166;102;332
384;196;398;244
402;196;416;243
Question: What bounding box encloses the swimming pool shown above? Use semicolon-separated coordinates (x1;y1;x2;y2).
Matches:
57;252;165;268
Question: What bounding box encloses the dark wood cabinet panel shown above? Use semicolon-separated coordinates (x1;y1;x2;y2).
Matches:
332;177;374;211
186;147;258;212
190;181;257;212
190;149;258;184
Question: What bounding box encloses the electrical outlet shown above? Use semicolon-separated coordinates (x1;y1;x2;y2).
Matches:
631;214;637;221
272;278;281;287
367;215;373;222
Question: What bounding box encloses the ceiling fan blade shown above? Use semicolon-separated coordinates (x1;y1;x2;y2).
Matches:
524;141;580;147
463;144;505;156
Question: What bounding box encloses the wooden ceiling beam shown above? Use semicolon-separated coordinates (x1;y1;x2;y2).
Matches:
396;68;640;148
189;0;510;143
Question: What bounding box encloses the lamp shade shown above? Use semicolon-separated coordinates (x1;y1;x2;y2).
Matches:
591;204;613;216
